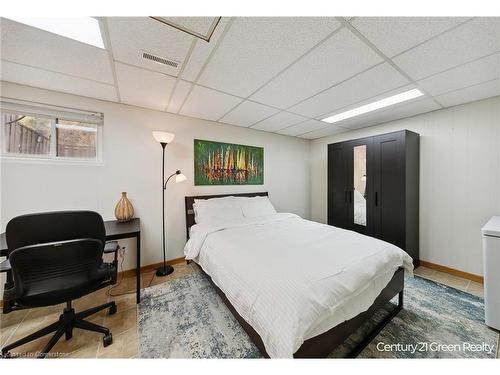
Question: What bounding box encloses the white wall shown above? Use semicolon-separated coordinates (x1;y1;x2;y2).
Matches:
310;96;500;276
0;82;311;273
2;81;498;279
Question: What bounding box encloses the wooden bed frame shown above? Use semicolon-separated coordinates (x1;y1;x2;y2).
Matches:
184;192;404;358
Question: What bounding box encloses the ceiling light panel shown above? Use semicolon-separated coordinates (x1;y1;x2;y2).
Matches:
1;60;118;102
250;28;383;109
418;52;500;96
337;97;440;130
251;111;307;132
197;17;341;97
1;18;114;84
435;79;500;108
393;18;500;80
179;85;241;121
322;88;424;124
351;17;470;57
289;62;409;118
106;17;194;76
220;101;280;127
4;17;105;48
115;62;176;111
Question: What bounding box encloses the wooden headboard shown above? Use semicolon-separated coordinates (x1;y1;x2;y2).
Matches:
184;192;269;239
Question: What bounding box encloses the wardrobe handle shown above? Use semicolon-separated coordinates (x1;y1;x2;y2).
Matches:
349;190;353;203
375;192;379;206
345;190;348;203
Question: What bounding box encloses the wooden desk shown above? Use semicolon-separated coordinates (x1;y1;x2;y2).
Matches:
1;218;142;304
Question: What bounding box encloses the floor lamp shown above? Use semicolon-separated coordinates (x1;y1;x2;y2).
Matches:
152;131;187;277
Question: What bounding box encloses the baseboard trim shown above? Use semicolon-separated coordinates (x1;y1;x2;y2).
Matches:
118;256;186;279
0;256;187;308
419;260;483;284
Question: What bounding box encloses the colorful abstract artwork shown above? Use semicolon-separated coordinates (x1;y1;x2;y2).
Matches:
194;139;264;185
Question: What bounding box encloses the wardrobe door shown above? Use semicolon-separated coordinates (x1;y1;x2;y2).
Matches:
371;132;405;249
346;138;371;234
328;142;349;228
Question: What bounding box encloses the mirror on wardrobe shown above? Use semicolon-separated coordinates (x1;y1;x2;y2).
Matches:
353;145;367;226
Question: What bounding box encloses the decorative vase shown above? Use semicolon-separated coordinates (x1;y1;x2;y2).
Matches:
114;192;134;222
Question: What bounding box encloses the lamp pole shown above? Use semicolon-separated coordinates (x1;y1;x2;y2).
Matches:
156;142;174;277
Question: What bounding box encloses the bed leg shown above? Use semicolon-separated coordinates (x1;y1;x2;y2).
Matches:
186;260;191;265
398;290;404;308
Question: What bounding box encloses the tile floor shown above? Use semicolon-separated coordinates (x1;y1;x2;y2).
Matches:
0;264;494;358
413;266;484;298
0;262;196;358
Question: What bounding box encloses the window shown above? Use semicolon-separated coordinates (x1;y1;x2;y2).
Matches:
56;119;97;158
2;113;52;156
1;100;103;162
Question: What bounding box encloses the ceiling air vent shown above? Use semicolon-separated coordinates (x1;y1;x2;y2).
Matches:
141;51;179;68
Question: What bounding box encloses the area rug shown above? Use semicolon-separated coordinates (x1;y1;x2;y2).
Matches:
138;272;498;358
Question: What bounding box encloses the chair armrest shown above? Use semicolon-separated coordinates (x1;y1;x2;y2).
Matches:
104;241;119;254
0;258;11;273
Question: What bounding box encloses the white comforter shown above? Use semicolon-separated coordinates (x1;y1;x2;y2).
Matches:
184;213;413;358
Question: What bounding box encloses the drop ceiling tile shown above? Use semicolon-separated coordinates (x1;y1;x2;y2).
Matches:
352;17;470;57
115;62;176;111
1;60;118;101
153;17;219;38
251;111;307;132
277;119;329;136
418;53;500;96
219;101;279;127
435;79;500;107
181;18;230;82
167;80;192;113
106;17;194;76
0;18;114;84
298;125;348;139
198;17;341;97
179;85;241;121
340;97;440;129
250;28;383;109
289;63;409;118
393;18;500;80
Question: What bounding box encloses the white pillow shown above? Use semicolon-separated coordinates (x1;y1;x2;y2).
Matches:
193;199;244;224
240;196;277;218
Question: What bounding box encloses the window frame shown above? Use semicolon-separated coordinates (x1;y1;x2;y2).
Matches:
1;108;103;165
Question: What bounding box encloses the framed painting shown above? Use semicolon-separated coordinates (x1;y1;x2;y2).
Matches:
194;139;264;185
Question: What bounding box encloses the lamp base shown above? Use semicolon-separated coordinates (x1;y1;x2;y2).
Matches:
156;264;174;277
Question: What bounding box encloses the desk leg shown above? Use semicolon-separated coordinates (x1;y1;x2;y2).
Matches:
136;232;141;304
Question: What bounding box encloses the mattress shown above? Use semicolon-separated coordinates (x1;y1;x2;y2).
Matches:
184;213;413;358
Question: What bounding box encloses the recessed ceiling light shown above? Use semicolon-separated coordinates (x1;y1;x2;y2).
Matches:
321;88;424;124
6;17;105;49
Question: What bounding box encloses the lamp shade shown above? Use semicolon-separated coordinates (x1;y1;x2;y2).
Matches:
175;173;187;183
153;131;175;144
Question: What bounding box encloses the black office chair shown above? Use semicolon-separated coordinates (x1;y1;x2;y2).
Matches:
0;211;120;358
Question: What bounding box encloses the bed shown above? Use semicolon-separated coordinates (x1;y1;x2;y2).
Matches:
184;192;413;358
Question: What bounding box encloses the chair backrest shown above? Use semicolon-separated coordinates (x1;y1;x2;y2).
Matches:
4;211;107;303
6;211;106;254
9;238;104;298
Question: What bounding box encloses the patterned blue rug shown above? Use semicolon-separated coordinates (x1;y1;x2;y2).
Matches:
138;272;498;358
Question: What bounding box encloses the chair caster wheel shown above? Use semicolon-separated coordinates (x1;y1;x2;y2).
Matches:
1;351;11;359
103;333;113;347
108;304;117;315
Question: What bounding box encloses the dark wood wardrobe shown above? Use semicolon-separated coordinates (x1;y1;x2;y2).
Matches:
327;130;419;265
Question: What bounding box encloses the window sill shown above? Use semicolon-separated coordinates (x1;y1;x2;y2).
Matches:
0;155;104;167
